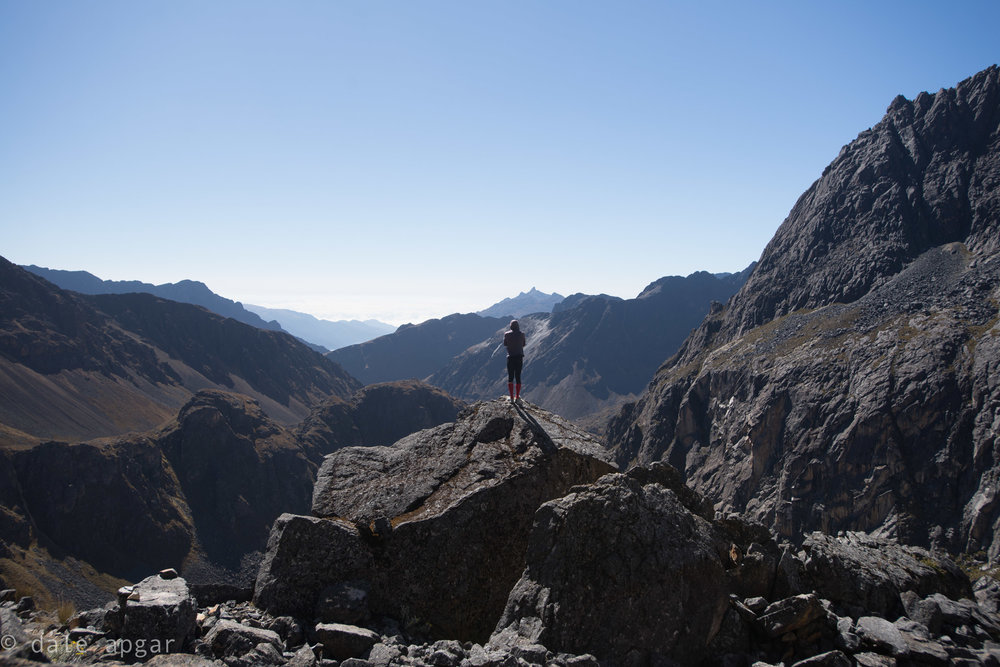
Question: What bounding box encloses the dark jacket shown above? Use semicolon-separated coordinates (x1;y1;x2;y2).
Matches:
503;327;526;357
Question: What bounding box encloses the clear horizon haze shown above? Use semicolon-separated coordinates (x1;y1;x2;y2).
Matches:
2;1;998;325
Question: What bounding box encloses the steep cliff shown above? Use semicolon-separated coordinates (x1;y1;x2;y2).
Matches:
608;66;1000;557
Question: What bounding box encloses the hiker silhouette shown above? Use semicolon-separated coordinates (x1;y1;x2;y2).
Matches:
503;320;526;402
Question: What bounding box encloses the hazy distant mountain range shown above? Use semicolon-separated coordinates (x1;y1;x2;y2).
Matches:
245;304;395;351
327;313;511;385
21;266;395;351
23;265;283;332
330;269;754;419
20;264;753;422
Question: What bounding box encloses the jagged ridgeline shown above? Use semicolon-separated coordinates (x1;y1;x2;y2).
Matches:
609;65;1000;556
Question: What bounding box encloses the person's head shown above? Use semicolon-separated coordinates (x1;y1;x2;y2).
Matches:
509;320;520;332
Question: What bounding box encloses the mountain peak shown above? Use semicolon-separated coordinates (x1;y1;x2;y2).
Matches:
477;288;565;319
608;65;1000;559
712;64;1000;342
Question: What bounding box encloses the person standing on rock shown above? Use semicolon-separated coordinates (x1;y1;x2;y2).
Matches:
503;319;526;403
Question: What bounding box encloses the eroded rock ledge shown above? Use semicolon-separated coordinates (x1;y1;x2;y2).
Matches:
255;399;617;642
7;400;1000;666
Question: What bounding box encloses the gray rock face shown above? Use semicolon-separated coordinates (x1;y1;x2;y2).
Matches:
144;655;224;666
203;618;284;659
854;617;908;657
758;594;828;639
491;466;776;665
313;623;380;661
255;399;616;642
115;573;198;657
253;514;374;618
792;652;852;667
707;65;1000;342
796;532;971;618
901;590;1000;642
608;66;1000;556
311;399;612;521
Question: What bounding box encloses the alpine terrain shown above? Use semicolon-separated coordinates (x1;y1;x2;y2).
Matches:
2;67;1000;667
608;65;1000;558
431;269;753;420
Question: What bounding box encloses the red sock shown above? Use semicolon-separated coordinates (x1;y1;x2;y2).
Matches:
508;382;514;399
516;383;521;398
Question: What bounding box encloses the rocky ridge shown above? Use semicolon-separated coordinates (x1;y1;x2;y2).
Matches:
21;266;285;336
3;433;1000;666
707;65;1000;344
608;65;1000;557
255;399;616;642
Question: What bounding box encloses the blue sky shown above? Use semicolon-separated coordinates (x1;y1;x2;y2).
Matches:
1;1;997;325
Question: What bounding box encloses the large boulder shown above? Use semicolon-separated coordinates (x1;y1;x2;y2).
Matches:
255;399;616;642
112;573;198;658
795;531;972;618
203;618;284;660
491;465;772;665
253;514;373;618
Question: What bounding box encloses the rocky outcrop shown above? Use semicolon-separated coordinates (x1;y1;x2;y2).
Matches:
255;399;617;642
794;531;973;619
491;463;995;665
2;576;608;666
296;380;466;455
5;464;1000;666
108;572;199;659
0;390;314;605
10;437;195;581
709;65;1000;344
491;466;756;665
156;390;317;572
608;66;1000;556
